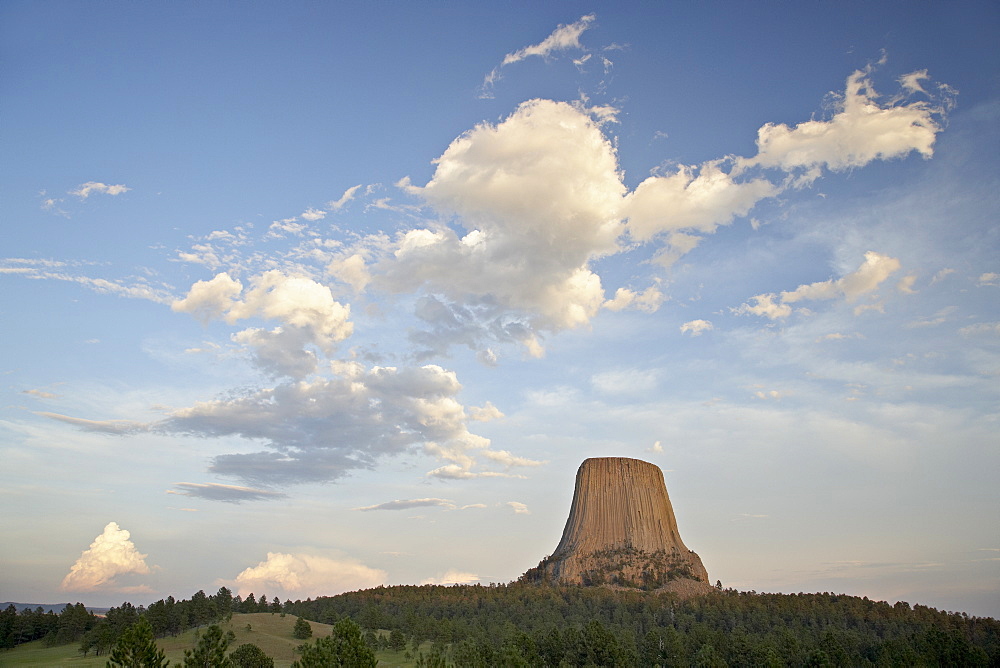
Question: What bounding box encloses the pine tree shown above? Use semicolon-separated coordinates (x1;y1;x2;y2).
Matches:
292;616;312;639
292;617;377;668
106;617;169;668
182;623;235;667
229;642;275;668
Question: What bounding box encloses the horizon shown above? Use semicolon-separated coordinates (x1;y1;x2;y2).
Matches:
1;1;998;619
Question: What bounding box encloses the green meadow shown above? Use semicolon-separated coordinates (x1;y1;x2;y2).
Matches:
0;613;421;667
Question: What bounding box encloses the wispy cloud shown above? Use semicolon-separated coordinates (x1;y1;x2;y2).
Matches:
167;482;287;503
69;181;131;199
481;15;596;97
354;498;456;512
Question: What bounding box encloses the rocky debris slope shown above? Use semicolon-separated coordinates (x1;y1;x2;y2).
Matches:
522;457;709;588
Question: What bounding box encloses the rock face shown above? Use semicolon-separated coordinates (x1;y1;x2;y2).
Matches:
522;457;709;588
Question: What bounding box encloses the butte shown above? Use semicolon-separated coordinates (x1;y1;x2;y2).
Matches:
521;456;710;590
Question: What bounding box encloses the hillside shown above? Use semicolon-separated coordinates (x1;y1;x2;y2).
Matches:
285;583;1000;666
0;613;327;668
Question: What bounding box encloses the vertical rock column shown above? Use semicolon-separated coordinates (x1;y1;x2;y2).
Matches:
531;457;708;585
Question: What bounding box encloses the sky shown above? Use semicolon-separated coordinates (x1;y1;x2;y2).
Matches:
2;1;998;618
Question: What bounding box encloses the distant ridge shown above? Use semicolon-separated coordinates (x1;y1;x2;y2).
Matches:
1;602;111;614
522;457;710;589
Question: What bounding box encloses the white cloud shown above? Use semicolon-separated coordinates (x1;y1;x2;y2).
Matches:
232;552;386;598
742;68;950;178
328;184;362;211
267;218;308;238
69;182;131;198
420;569;480;586
173;271;353;377
481;15;595;95
61;522;152;592
898;69;929;95
624;159;778;243
977;272;999;287
300;208;326;222
754;389;782;400
733;293;792;320
647;440;664;454
479;449;546;468
505;501;530;514
603;285;665;313
680;319;714;336
736;251;901;320
388;99;624;351
502;14;595;66
468;402;504;422
781;251;901;304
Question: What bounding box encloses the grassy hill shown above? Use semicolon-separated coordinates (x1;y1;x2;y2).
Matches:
0;612;424;667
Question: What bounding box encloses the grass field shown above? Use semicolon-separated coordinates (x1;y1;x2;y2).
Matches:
0;613;426;667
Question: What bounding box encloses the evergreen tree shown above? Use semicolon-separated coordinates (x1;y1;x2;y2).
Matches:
229;642;275;668
292;617;378;668
182;623;235;667
106;617;169;668
292;616;313;639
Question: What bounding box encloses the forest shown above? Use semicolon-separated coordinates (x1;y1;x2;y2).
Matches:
2;582;999;666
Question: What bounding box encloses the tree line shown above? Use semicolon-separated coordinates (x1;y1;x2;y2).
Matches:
3;583;999;666
284;583;1000;666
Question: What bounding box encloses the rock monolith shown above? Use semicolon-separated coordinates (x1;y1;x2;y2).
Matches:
522;457;709;588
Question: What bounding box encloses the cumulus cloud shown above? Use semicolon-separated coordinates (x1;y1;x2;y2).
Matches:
468;402;504;422
623;159;778;245
736;251;901;320
232;552;386;598
172;271;353;378
354;498;456;511
61;522;152;592
732;293;792;320
420;569;480;586
781;251;901;304
300;208;326;222
386;99;625;353
680;319;713;336
267;218;309;238
69;182;130;198
603;285;665;313
741;68;952;180
167;482;287;503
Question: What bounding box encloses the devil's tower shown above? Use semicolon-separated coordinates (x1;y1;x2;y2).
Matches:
522;457;709;588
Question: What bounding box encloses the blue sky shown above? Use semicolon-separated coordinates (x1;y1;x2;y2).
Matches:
2;1;998;617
